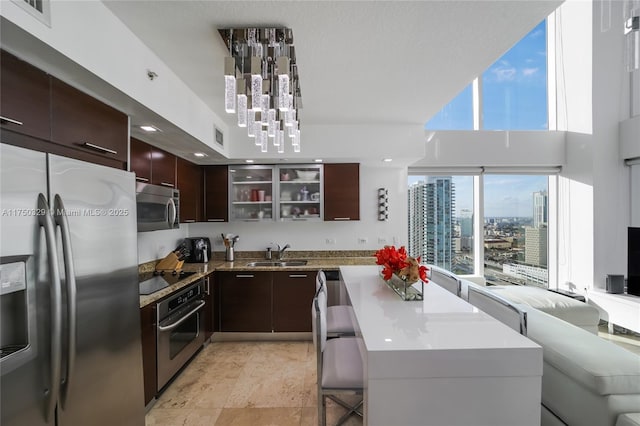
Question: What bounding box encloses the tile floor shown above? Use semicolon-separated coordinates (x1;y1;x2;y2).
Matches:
146;324;640;426
145;341;362;426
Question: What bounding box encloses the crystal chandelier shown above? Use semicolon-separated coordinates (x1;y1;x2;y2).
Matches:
220;28;302;153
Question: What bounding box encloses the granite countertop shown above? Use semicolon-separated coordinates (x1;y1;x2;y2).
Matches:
139;251;376;308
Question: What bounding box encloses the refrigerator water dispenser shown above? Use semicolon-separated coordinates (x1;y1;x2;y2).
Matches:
0;259;28;359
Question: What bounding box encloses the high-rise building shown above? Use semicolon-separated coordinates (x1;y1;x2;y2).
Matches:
525;224;547;267
408;177;455;270
533;190;548;228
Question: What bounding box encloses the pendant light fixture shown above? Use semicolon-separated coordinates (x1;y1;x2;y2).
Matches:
220;27;302;153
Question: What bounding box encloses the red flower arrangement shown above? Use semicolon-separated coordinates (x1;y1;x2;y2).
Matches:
374;245;429;283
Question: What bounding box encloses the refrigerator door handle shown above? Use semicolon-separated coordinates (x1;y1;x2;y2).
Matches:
53;194;77;408
37;193;63;422
167;197;177;228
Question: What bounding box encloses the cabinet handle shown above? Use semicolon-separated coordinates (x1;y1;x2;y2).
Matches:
0;116;23;126
184;219;196;223
160;182;174;187
135;177;149;182
207;219;224;222
235;274;255;278
333;217;351;221
82;142;118;155
289;274;308;278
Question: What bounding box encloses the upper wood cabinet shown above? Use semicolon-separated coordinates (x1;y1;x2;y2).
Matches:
204;165;229;222
324;163;360;221
0;50;51;141
130;138;152;183
51;78;128;164
150;147;176;188
176;156;203;223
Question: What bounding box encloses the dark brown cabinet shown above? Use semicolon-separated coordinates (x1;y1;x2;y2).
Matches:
176;157;203;223
130;138;152;183
324;163;360;221
204;165;229;222
0;50;51;141
218;271;272;332
204;274;217;340
150;147;176;188
51;78;128;164
272;271;316;332
140;304;157;406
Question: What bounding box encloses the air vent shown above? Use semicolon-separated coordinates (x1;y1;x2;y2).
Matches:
12;0;51;26
215;128;224;147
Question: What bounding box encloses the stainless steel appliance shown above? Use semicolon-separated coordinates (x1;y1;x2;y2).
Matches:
136;182;180;232
183;237;211;263
156;279;206;391
0;143;145;426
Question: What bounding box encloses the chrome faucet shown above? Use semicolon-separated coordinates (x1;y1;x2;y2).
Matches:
277;243;291;260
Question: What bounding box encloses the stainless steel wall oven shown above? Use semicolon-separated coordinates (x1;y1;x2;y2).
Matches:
156;279;205;391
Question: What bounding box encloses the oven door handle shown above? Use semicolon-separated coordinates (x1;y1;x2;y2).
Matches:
158;300;206;332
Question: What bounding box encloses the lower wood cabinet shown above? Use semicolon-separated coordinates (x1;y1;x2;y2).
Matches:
204;274;218;339
272;271;316;332
217;270;316;333
140;304;157;406
219;271;272;332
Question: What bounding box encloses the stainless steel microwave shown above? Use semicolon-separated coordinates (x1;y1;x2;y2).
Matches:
136;183;180;232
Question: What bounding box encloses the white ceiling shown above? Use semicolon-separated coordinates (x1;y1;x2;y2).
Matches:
10;1;564;165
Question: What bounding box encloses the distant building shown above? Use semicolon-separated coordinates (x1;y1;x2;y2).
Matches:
533;190;548;228
525;224;548;267
503;263;548;287
408;177;455;270
484;239;512;250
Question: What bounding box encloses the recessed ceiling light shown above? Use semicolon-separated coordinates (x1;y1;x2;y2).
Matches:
314;159;323;163
194;152;207;158
140;125;159;132
245;159;254;163
383;158;393;162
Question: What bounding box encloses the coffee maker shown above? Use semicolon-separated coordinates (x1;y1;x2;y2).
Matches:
183;237;211;263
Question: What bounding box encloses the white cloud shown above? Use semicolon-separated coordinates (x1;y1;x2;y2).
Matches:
522;67;539;77
492;65;517;82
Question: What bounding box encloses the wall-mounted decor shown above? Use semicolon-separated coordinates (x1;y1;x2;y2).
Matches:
378;188;388;221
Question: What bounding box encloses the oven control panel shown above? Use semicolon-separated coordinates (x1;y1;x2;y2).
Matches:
157;279;204;320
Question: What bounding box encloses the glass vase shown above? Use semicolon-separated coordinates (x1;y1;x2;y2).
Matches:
383;272;424;301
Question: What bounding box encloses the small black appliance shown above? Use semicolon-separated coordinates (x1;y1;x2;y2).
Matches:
183;237;211;263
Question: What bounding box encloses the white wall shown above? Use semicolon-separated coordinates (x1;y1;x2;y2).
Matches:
556;0;634;292
137;228;188;264
188;165;408;253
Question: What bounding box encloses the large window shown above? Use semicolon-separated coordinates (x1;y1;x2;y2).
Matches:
482;21;548;130
426;19;549;131
483;175;549;287
408;174;552;287
408;175;474;276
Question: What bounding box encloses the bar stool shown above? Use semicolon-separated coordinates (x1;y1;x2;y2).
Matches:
312;290;364;426
316;270;357;337
429;266;462;297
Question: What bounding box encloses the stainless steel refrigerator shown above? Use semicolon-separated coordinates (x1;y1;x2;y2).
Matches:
0;143;145;426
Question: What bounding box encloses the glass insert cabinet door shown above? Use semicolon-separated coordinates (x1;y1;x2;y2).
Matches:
229;165;274;221
277;165;323;221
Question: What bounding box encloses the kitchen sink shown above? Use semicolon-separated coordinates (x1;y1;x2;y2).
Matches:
245;260;308;267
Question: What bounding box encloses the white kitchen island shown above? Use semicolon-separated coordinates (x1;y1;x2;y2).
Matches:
339;265;542;426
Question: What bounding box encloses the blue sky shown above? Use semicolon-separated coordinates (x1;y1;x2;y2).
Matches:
412;20;549;218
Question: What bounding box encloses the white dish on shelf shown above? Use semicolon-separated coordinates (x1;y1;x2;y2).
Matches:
295;170;318;180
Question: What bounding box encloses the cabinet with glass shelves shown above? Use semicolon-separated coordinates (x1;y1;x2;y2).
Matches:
276;165;323;221
229;165;274;221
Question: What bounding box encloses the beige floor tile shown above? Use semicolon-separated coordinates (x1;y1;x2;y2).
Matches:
155;377;238;409
145;408;221;425
214;407;302;426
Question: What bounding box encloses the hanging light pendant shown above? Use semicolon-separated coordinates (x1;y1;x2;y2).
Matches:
251;56;262;110
224;57;236;113
237;78;247;127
